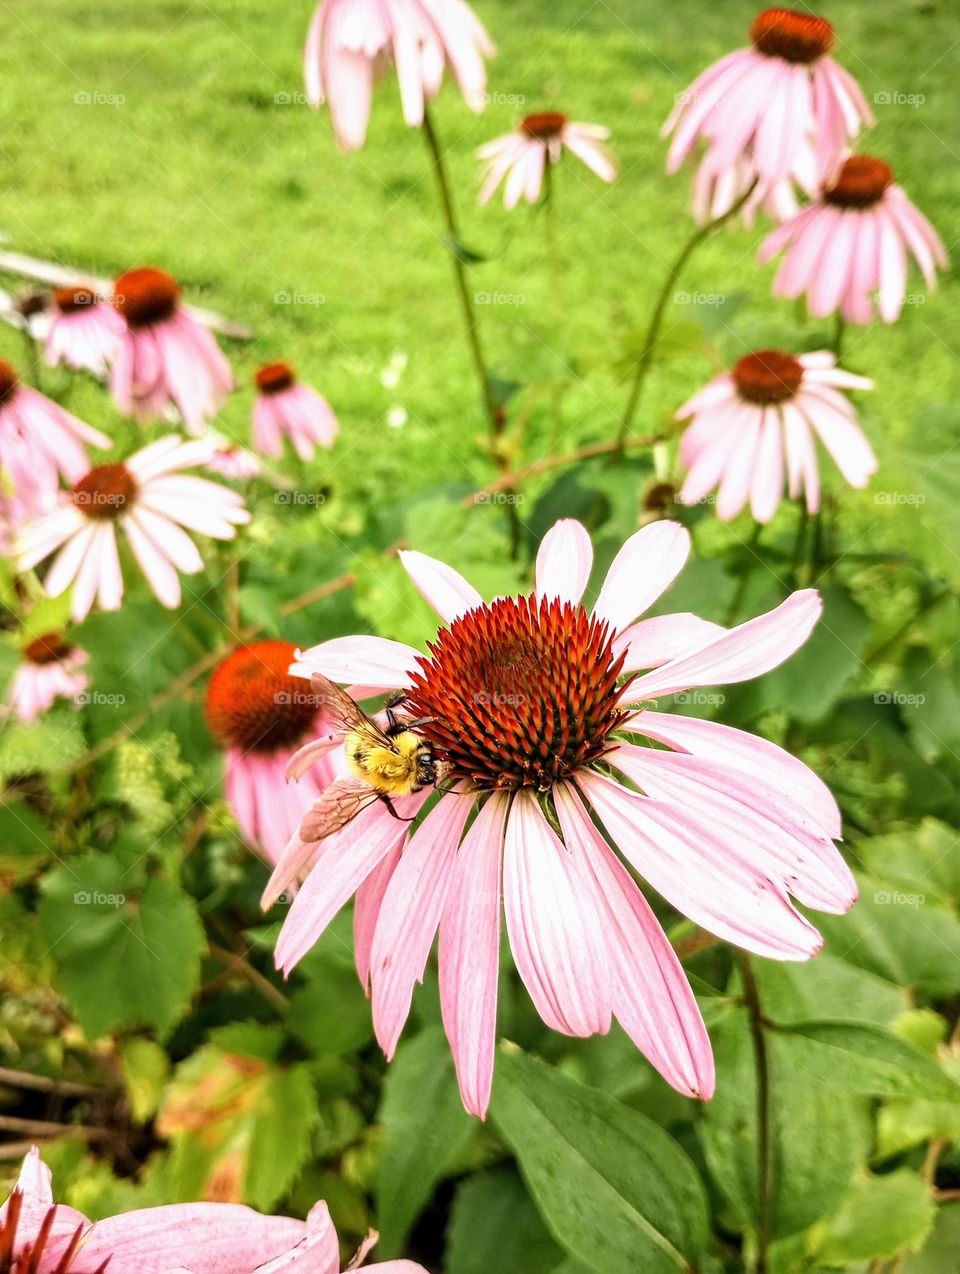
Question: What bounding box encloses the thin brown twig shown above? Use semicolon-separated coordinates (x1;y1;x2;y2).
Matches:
0;1066;102;1098
207;943;290;1012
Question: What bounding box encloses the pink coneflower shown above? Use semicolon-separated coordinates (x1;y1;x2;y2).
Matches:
304;0;494;151
206;641;337;867
678;349;876;521
204;440;263;480
663;7;872;220
266;518;855;1117
252;363;339;460
44;285;124;375
110;267;233;435
477;113;617;208
758;155;948;323
0;1145;424;1273
16;436;250;622
0;358;111;522
8;632;90;722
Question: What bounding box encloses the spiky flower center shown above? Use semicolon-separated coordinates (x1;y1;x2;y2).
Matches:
406;596;630;792
205;640;317;753
733;350;804;405
255;361;296;395
823;155;894;209
72;463;138;520
113;267;180;328
750;8;834;62
24;631;74;666
0;359;19;407
521;112;568;141
0;1189;108;1273
54;285;100;314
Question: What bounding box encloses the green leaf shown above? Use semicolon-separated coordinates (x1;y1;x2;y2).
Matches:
446;1169;563;1274
774;1020;959;1100
752;952;903;1027
700;1009;868;1239
37;853;205;1037
120;1038;170;1123
288;959;375;1056
855;819;960;904
245;1064;319;1211
903;1202;960;1273
376;1027;474;1257
0;710;86;782
818;871;960;996
491;1045;709;1274
887;404;960;584
813;1171;936;1264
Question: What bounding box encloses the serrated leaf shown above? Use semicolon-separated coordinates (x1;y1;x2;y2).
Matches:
37;854;205;1037
376;1027;474;1257
120;1038;170;1123
491;1045;709;1274
813;1171;936;1263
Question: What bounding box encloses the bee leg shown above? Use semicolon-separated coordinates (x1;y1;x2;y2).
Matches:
378;794;417;823
401;715;435;731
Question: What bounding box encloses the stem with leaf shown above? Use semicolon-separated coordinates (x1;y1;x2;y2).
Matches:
616;179;759;452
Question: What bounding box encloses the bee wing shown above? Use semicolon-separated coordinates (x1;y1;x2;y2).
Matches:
298;775;382;844
309;672;392;746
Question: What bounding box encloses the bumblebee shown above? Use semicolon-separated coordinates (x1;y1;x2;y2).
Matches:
296;674;449;844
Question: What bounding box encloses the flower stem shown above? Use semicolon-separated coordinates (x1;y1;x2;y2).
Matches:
421;106;498;432
725;522;763;626
615;179;758;453
738;951;773;1274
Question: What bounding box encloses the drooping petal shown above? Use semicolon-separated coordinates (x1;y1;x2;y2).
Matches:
554;784;714;1099
370;791;475;1058
291;635;421;693
502;791;612;1037
613;614;726;672
439;792;509;1118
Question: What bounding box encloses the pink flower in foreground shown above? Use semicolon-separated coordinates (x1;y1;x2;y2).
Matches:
0;1145;425;1273
678;349;876;521
304;0;494;151
44;286;124;375
16;436;250;621
110;268;233;434
252;362;339;460
477;112;617;208
8;631;90;722
0;358;111;522
266;518;855;1117
759;154;948;323
663;7;872;221
206;641;338;866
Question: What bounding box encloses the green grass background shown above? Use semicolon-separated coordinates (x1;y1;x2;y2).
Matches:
1;0;957;529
